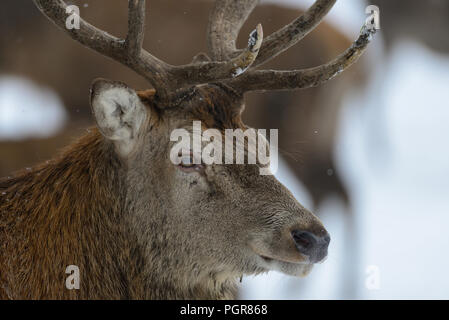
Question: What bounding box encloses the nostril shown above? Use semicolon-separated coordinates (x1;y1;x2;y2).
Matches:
291;230;330;263
291;230;316;252
323;234;331;246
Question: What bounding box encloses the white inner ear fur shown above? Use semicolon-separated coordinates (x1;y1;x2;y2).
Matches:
92;85;147;157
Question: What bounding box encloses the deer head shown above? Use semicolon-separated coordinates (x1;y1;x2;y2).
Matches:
30;0;375;298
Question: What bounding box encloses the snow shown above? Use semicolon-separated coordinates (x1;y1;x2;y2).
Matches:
0;76;67;141
241;39;449;299
338;40;449;299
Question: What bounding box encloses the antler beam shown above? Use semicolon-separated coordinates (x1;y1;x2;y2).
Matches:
126;0;146;58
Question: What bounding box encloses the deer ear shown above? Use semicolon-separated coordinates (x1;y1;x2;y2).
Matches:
90;78;147;156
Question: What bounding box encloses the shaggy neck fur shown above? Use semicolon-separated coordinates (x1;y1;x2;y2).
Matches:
0;129;236;299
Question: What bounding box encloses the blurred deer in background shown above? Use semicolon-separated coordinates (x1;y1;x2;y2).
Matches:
0;0;374;299
375;0;449;54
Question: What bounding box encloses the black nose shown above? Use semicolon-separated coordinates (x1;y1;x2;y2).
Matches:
291;230;330;263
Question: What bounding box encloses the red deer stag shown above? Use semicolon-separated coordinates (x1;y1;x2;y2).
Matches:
0;0;374;299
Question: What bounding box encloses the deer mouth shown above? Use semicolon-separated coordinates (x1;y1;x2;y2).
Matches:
249;233;326;277
249;244;314;277
257;254;314;277
249;226;330;276
258;253;309;265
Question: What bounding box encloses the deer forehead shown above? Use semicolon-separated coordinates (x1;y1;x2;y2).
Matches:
139;85;246;132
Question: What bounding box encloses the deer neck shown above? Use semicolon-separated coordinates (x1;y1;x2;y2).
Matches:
0;129;146;299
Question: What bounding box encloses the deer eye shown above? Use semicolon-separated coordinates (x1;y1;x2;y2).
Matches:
180;155;194;167
178;153;204;172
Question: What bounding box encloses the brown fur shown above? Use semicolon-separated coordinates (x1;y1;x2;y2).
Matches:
0;130;140;299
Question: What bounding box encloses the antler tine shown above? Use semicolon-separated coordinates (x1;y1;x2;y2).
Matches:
229;25;376;92
207;0;260;61
230;0;337;68
126;0;146;58
33;0;173;100
171;24;263;88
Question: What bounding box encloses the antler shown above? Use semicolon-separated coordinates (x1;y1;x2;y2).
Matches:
222;0;376;93
33;0;375;101
204;0;374;93
171;24;263;88
33;0;173;100
33;0;263;103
